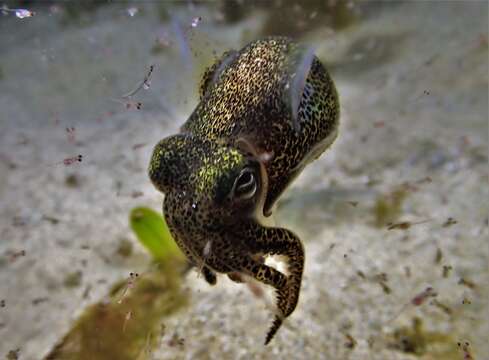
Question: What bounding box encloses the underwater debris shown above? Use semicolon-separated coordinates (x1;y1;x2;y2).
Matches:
387;317;456;357
45;265;187;360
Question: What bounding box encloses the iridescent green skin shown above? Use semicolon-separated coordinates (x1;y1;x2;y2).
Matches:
149;37;339;344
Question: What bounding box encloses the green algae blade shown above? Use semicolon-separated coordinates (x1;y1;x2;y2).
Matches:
130;207;183;261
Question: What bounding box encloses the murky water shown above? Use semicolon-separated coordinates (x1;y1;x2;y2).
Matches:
0;1;487;359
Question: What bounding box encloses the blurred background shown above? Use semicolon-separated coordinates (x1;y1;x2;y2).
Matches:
0;1;487;359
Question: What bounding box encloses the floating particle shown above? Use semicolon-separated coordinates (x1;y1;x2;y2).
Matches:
458;277;476;290
191;16;202;28
65;127;76;144
442;217;458;228
127;7;138;17
411;286;437;306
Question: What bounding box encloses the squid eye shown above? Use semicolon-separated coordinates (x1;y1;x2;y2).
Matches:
233;168;257;200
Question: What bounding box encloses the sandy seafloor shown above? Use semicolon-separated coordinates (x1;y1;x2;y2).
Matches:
0;1;488;359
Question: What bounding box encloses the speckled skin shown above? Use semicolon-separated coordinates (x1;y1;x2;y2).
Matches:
149;37;339;344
